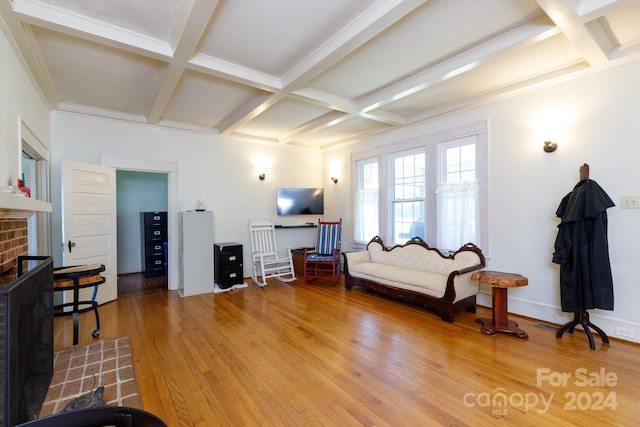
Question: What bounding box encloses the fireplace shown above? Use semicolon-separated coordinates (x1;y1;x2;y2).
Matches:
0;256;54;425
0;218;29;280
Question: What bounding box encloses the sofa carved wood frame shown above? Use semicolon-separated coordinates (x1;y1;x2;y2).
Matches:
343;236;486;323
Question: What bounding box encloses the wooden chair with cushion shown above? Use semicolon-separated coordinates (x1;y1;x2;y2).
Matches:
304;218;342;284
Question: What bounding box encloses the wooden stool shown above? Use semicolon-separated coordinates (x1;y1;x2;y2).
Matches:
54;263;106;345
472;270;528;338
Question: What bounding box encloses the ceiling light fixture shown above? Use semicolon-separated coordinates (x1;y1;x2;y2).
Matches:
543;140;558;153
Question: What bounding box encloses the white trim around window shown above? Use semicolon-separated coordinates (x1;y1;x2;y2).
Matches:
350;120;488;253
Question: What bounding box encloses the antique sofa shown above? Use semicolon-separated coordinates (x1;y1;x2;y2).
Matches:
342;236;485;322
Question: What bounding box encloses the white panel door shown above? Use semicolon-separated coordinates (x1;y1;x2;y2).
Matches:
62;160;117;304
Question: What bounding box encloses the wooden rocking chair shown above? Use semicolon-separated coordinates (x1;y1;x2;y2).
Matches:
304;218;342;283
249;220;296;287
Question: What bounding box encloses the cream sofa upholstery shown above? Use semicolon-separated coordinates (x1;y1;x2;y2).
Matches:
343;236;485;322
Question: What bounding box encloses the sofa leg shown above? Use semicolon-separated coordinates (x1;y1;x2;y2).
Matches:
440;312;455;323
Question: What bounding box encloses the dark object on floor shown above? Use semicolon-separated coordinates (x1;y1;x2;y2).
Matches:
16;407;167;427
62;386;107;412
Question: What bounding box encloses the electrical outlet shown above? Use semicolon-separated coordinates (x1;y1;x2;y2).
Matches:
615;326;635;338
620;196;640;209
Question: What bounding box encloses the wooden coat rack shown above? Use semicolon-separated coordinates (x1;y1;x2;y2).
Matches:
579;163;589;180
555;163;610;349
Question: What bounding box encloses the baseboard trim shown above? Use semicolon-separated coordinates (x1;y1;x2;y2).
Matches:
476;290;640;344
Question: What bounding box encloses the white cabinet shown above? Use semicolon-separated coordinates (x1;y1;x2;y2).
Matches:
178;211;214;296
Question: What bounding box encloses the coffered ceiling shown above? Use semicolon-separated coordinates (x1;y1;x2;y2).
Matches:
2;0;640;148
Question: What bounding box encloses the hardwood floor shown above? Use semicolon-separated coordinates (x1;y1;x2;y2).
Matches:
54;275;640;426
117;272;168;295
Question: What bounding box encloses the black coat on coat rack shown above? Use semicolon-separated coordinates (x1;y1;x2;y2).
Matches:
552;164;614;349
552;174;615;311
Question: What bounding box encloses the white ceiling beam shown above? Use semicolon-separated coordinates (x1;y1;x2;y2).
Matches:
12;0;173;60
189;53;282;91
171;0;220;58
147;0;221;124
576;0;638;21
407;60;590;125
217;93;284;135
291;88;356;113
282;0;428;89
58;102;148;123
156;119;220;134
611;39;640;60
281;111;350;143
291;88;405;126
229;133;280;145
360;108;406;126
146;61;188;124
357;16;561;112
535;0;610;66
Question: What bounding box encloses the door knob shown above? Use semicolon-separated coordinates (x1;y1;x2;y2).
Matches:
68;240;76;253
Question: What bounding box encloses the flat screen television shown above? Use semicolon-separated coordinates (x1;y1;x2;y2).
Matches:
277;188;324;215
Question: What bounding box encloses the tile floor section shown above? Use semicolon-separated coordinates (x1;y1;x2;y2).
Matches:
39;336;141;417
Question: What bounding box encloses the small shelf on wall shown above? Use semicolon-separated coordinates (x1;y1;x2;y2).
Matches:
274;224;317;229
0;193;52;218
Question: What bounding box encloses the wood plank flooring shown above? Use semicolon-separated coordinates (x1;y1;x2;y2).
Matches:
53;274;640;426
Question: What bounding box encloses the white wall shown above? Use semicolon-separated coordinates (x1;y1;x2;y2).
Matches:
324;60;640;343
50;112;323;284
0;27;50;187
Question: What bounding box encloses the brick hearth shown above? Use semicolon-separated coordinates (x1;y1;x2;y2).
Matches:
39;337;141;417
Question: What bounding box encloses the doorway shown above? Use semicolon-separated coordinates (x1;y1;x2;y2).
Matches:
101;157;179;291
115;170;168;274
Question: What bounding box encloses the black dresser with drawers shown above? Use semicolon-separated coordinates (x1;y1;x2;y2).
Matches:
141;211;167;278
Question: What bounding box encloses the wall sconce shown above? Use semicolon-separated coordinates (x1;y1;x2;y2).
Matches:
331;177;338;184
258;173;266;181
543;140;558;153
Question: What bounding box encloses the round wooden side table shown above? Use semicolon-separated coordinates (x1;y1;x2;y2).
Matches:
472;270;528;338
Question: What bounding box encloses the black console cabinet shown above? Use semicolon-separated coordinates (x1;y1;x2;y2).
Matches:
214;242;243;289
141;211;167;278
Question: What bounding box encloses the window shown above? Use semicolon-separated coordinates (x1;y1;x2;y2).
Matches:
20;120;51;256
22;153;38;255
388;150;425;244
353;158;379;243
436;137;479;251
351;121;487;252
